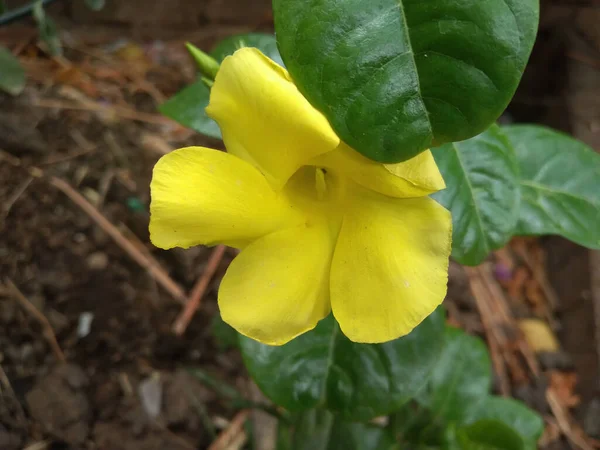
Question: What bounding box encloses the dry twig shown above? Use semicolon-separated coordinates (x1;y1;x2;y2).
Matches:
0;150;185;304
207;409;250;450
5;278;66;363
0;363;27;424
546;389;594;450
2;175;33;218
49;176;187;304
466;266;512;396
172;245;227;335
33;98;174;126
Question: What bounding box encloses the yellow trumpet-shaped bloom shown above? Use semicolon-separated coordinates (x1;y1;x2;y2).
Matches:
150;48;452;345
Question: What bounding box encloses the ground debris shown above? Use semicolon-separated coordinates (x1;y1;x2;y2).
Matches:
25;364;91;446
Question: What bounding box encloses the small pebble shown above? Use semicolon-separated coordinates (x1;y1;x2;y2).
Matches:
139;374;162;420
77;312;95;339
86;252;109;270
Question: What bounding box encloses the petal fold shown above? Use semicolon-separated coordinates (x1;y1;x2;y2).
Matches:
219;223;334;345
315;143;446;198
150;147;299;249
330;189;452;343
206;48;340;188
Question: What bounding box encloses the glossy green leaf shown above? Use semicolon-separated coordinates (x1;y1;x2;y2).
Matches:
447;420;525;450
432;125;520;266
278;409;397;450
503;125;600;249
418;327;543;449
159;79;221;139
211;33;283;66
0;46;25;96
418;327;491;423
273;0;539;163
160;33;282;139
466;397;544;449
241;310;445;421
391;402;447;446
211;312;239;351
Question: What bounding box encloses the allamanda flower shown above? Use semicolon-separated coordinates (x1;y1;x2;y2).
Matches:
150;48;452;345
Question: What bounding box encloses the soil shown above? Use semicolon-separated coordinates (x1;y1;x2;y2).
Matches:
0;1;599;449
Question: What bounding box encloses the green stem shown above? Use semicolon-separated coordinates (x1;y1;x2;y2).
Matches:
188;368;291;423
0;0;55;26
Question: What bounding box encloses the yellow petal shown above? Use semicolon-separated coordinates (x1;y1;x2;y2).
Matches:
315;143;446;198
150;147;299;249
219;223;334;345
330;189;452;343
206;48;340;188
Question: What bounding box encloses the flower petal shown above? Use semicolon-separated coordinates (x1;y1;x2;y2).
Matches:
150;147;299;250
206;48;340;188
315;143;446;198
219;223;334;345
330;189;452;343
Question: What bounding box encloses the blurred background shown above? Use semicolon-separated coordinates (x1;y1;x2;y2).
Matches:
0;0;599;449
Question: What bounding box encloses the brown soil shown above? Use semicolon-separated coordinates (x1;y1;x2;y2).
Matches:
1;1;599;449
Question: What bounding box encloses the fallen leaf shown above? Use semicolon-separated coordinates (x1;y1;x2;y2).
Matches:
519;318;559;353
549;371;580;408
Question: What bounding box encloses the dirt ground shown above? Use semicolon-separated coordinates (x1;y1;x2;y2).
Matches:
0;1;599;449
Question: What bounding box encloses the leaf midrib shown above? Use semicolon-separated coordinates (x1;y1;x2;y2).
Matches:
453;143;491;256
520;180;599;207
396;0;433;138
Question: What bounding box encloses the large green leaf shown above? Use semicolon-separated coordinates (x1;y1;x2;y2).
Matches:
160;33;281;139
0;46;25;96
446;420;525;450
432;125;520;266
278;409;398;450
503;125;600;249
241;310;445;421
418;327;491;424
417;327;542;449
273;0;539;163
159;80;222;139
466;397;544;450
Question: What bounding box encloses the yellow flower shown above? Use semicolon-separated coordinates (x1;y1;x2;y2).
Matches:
150;48;452;345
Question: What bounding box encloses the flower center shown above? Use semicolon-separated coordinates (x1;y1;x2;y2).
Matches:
282;165;344;236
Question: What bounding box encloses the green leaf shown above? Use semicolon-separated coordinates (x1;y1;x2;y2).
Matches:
418;327;491;424
391;402;447;447
278;409;398;450
211;312;239;351
0;46;25;96
503;125;600;249
84;0;105;11
33;1;61;56
447;420;525;450
418;328;543;450
466;397;544;449
160;33;282;138
211;33;283;66
432;125;520;266
273;0;539;163
159;79;221;139
241;310;445;421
